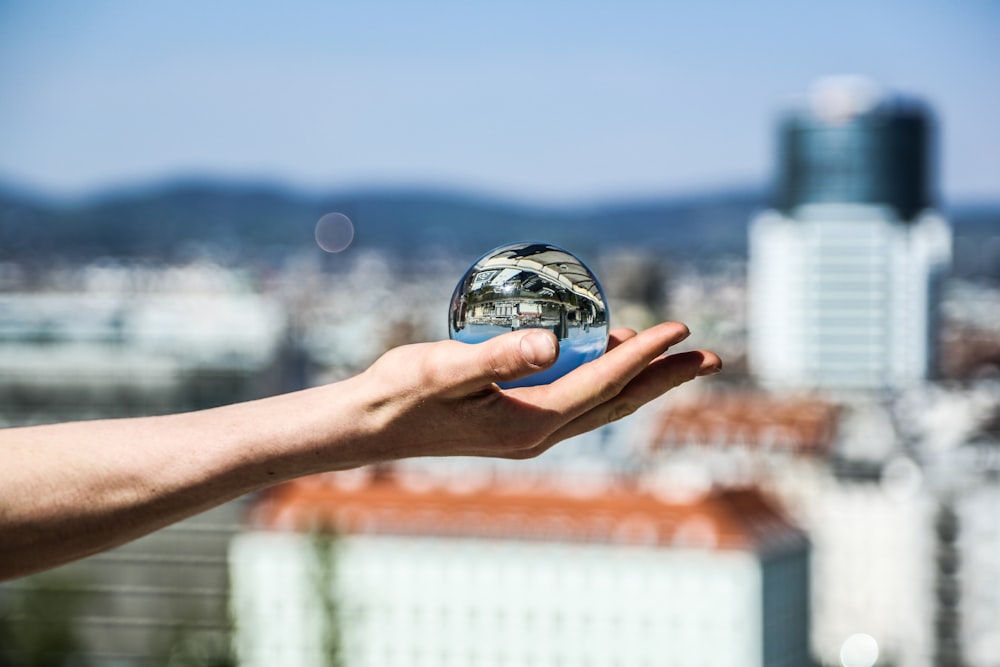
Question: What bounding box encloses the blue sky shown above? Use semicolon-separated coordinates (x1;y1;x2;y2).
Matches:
0;1;997;204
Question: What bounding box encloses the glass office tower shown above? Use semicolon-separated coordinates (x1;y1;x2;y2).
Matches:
749;77;951;391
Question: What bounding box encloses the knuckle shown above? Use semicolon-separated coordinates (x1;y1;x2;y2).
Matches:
498;423;553;458
607;401;638;424
504;442;547;460
421;341;461;385
502;448;536;460
594;376;630;405
479;342;518;384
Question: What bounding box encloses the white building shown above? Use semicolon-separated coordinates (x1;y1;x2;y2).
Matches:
748;77;952;392
0;260;287;424
647;388;931;665
230;470;810;667
749;205;950;391
957;482;1000;666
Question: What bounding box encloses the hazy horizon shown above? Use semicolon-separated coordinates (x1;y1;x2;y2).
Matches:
1;1;998;205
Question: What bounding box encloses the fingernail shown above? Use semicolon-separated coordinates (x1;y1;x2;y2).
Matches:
697;363;722;377
521;331;557;367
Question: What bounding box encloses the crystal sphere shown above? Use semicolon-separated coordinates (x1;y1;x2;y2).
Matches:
448;242;610;388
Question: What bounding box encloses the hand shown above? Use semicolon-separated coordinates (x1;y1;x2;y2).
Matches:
354;321;720;461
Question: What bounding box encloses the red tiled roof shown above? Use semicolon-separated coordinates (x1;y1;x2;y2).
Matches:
650;389;839;455
248;470;806;556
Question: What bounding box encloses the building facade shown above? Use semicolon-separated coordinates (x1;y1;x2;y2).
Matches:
230;471;810;667
748;77;952;391
646;387;950;667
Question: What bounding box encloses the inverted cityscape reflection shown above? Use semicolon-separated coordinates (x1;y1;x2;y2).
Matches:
449;242;610;388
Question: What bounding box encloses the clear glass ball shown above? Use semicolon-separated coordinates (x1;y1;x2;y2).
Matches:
448;241;610;388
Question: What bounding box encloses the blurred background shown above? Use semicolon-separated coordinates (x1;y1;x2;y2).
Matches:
0;1;998;666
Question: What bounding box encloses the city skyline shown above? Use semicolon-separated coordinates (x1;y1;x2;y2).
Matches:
1;1;998;205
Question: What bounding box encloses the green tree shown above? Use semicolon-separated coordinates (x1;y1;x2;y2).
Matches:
0;573;88;667
310;530;345;667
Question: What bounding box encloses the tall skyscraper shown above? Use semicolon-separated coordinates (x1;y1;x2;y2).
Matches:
748;77;952;391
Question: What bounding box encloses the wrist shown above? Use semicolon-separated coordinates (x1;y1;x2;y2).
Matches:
253;373;399;479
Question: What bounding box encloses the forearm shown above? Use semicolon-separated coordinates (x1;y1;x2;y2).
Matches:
0;377;373;580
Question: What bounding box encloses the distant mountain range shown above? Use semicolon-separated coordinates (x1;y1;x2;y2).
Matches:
1;179;997;277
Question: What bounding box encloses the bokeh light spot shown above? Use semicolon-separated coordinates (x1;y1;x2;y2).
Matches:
840;633;879;667
315;212;355;253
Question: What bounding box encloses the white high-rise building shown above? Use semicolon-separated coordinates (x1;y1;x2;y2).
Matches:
749;77;952;391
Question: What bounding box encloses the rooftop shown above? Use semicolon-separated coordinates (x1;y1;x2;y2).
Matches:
248;469;806;556
649;389;840;456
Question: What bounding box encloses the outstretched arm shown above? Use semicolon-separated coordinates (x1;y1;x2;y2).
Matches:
0;322;719;580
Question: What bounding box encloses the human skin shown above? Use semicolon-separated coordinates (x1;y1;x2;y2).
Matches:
0;322;719;580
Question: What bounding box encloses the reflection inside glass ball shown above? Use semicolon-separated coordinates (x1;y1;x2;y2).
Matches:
449;242;610;388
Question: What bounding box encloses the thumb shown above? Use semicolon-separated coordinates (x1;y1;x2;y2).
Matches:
445;329;559;395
